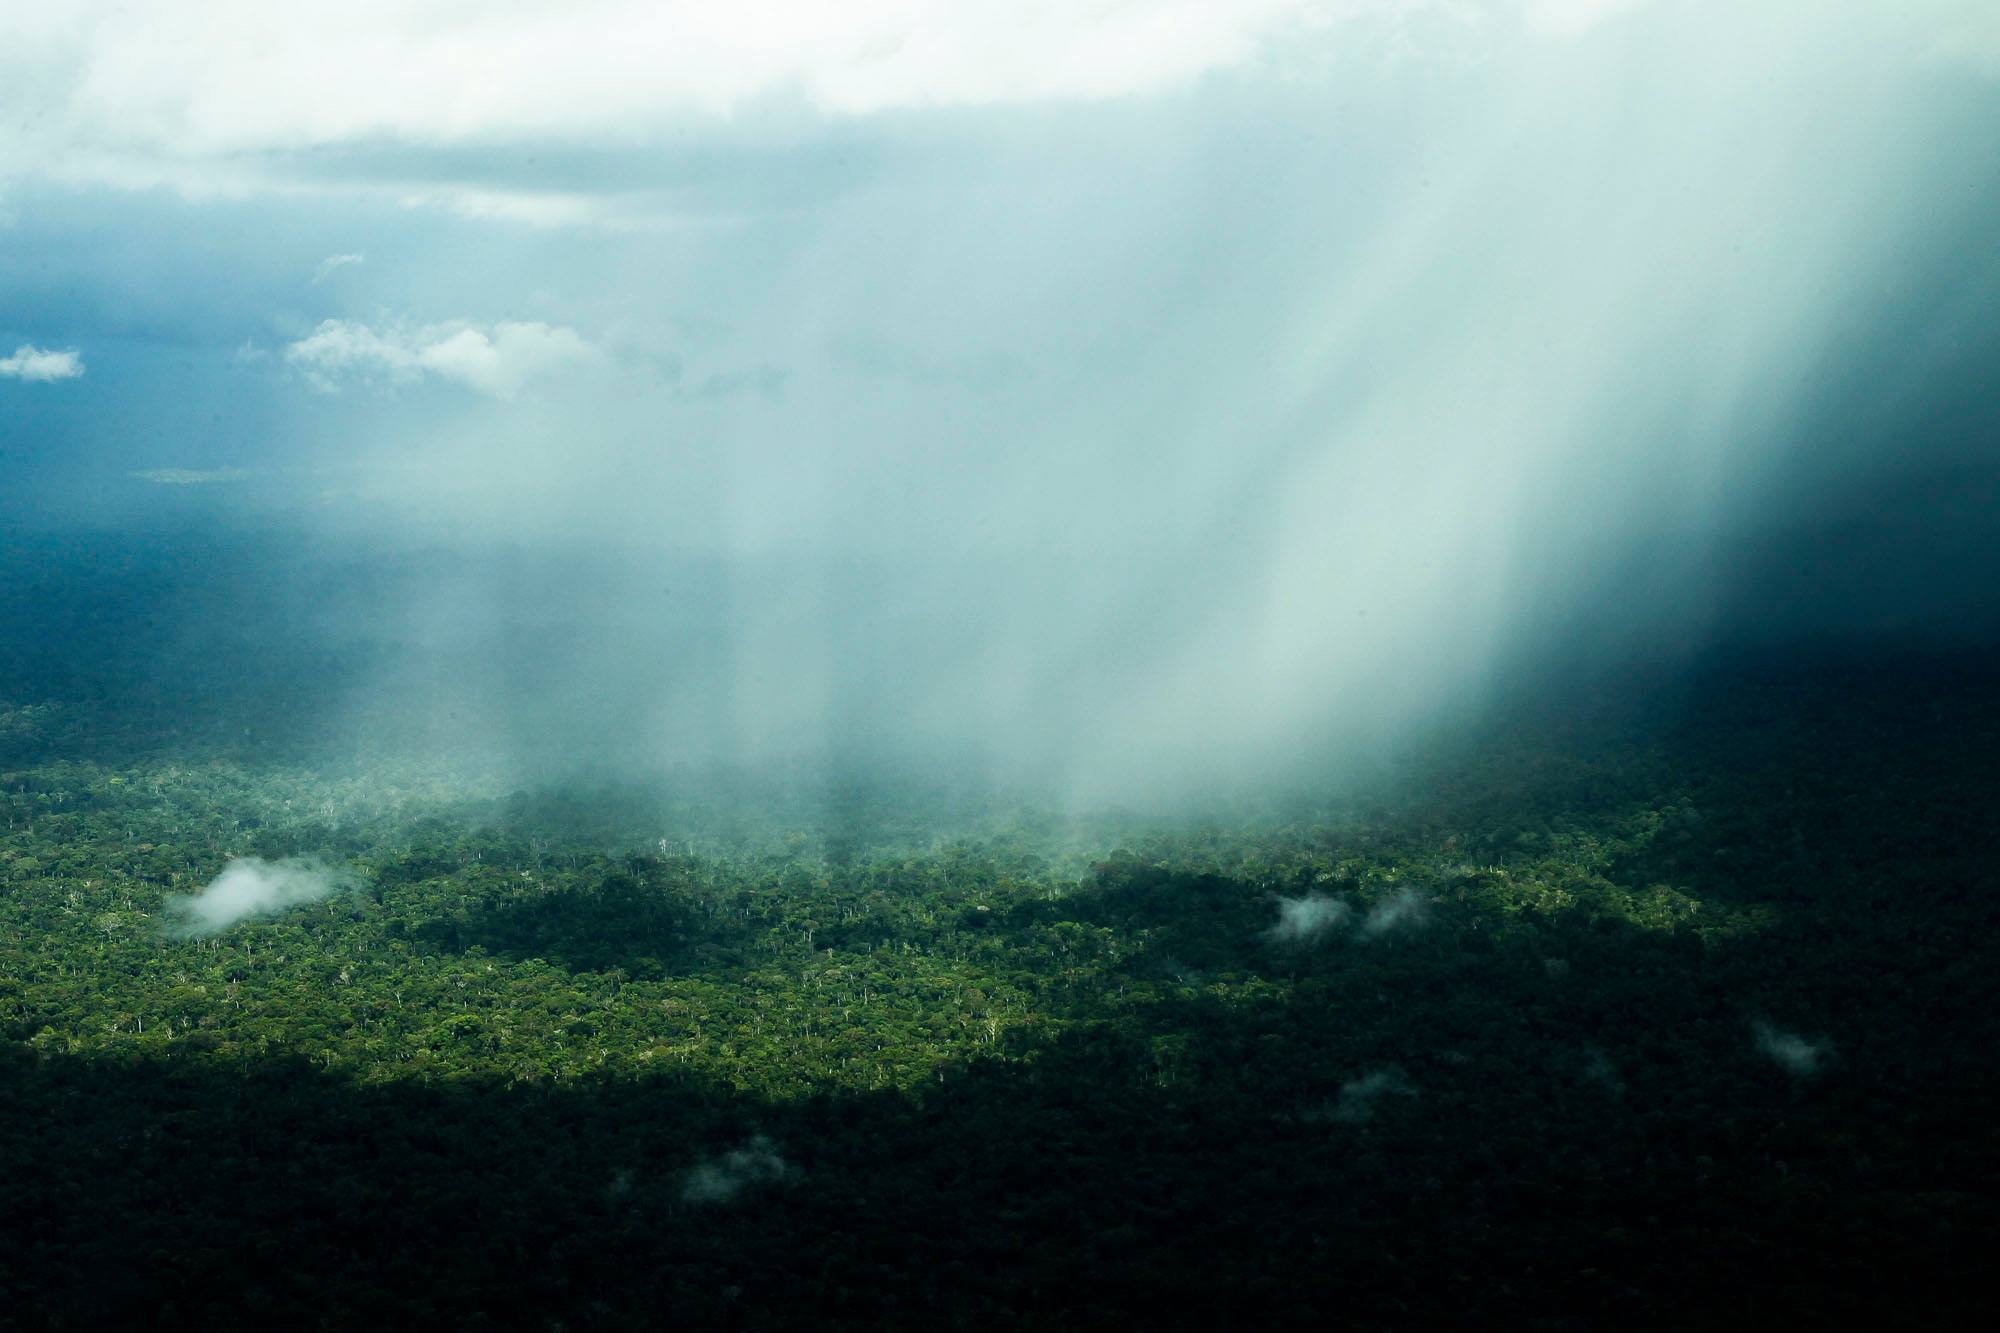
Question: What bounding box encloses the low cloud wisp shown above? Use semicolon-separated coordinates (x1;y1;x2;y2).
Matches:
681;1135;794;1205
1361;890;1429;939
1266;894;1350;947
1754;1021;1834;1078
163;857;354;937
1267;889;1427;947
1329;1068;1418;1125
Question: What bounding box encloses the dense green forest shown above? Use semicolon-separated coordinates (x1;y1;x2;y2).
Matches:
3;647;1997;1329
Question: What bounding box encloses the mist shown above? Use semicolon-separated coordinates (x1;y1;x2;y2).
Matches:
1360;891;1428;939
1267;894;1351;947
681;1136;795;1206
162;857;353;937
1754;1021;1835;1079
1327;1068;1419;1126
4;0;1997;807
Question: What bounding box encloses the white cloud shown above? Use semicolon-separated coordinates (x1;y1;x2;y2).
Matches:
8;2;1341;158
1754;1021;1833;1078
0;2;1359;223
284;320;418;389
284;318;603;397
312;252;364;283
163;856;352;936
0;344;84;381
1;2;1987;222
1266;893;1350;946
418;323;601;397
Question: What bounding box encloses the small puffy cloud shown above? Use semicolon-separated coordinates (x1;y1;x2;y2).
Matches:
284;318;603;398
1266;893;1349;946
417;323;600;397
1754;1021;1833;1078
163;857;354;936
681;1135;793;1204
0;344;84;382
313;252;364;283
284;320;416;389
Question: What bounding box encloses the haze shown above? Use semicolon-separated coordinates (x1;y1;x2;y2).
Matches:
4;0;1996;805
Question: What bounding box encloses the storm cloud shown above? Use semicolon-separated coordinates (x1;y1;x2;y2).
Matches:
0;1;1994;803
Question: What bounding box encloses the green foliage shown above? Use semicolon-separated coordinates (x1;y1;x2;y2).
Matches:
1;654;1997;1328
